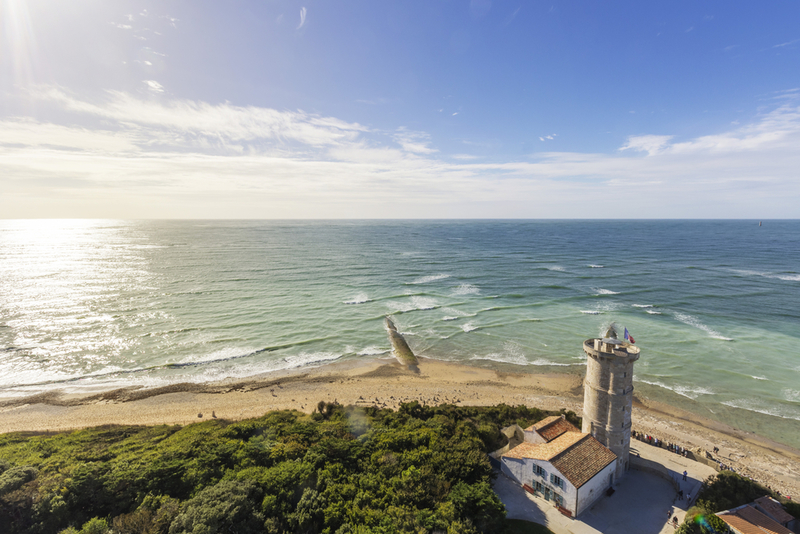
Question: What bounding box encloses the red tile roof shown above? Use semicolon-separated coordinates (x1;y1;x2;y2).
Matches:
754;496;795;525
526;415;560;432
502;432;617;488
539;418;581;442
717;505;794;534
524;416;581;442
549;434;618;488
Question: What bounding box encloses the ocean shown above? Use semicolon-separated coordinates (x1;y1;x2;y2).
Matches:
1;220;798;448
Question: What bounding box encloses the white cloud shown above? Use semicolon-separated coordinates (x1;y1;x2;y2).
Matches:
297;7;307;29
393;128;437;154
773;39;799;49
620;134;673;155
144;80;164;93
34;87;368;149
2;87;799;218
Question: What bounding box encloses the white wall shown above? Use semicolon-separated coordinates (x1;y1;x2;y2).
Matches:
576;460;616;516
501;457;580;516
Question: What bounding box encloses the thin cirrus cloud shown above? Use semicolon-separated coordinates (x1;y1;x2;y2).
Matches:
1;87;799;218
297;7;307;30
144;80;164;93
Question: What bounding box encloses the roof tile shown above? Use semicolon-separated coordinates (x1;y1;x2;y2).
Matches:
718;505;794;534
502;432;617;488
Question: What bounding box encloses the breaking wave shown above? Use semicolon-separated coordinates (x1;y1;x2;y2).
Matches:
721;399;800;422
637;378;715;400
407;274;451;285
343;293;370;305
594;288;619;295
452;284;480;296
674;312;733;341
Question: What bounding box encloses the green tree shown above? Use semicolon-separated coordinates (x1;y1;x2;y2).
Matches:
168;479;264;534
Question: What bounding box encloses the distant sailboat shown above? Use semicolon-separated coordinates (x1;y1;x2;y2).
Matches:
759;221;762;226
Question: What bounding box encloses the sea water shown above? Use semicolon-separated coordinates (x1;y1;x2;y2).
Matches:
1;220;798;447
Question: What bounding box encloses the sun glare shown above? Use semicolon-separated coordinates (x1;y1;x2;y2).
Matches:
2;0;37;87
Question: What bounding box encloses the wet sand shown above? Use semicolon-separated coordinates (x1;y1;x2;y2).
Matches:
0;357;798;498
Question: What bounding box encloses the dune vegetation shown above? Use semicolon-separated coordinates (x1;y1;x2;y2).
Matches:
0;401;572;534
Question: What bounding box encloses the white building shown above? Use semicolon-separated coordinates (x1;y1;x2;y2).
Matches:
500;429;617;517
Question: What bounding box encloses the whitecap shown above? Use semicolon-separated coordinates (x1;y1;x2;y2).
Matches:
407;273;450;285
632;304;654;308
547;266;565;272
442;316;459;321
730;269;800;282
461;322;478;333
646;310;662;315
784;389;800;403
594;288;619;295
389;296;438;313
637;378;715;399
411;296;437;310
588;264;604;268
343;293;370;305
529;358;580;367
674;312;733;341
581;310;601;315
721;399;800;422
357;346;389;356
451;283;480;296
751;376;768;381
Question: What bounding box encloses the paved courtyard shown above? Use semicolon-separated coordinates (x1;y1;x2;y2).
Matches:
494;441;718;534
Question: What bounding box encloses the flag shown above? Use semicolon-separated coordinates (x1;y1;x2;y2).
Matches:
625;328;635;344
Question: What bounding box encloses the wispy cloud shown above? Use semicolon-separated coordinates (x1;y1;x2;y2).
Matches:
297;7;307;30
2;87;799;218
393;128;437;154
773;39;799;48
620;134;673;155
144;80;164;93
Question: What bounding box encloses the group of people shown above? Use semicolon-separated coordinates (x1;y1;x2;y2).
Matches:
631;430;692;457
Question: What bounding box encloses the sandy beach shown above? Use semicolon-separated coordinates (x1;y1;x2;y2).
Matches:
1;357;798;499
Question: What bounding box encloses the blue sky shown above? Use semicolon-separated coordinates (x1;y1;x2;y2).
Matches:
2;0;799;218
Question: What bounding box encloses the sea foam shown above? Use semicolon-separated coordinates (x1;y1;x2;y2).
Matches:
594;288;619;295
407;274;450;284
343;293;370;305
674;312;733;341
451;283;480;295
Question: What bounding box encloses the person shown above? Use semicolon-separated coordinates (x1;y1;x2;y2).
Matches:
679;489;684;500
673;516;679;528
683;470;688;481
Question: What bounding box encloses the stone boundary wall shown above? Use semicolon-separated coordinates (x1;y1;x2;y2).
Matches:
630;455;680;492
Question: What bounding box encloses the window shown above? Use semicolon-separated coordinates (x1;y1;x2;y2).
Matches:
534;464;547;479
550;473;565;489
535;481;544;493
553;493;564;506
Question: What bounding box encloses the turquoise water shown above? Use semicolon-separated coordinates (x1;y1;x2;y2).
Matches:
1;220;798;447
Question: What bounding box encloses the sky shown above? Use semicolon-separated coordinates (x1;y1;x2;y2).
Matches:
1;0;799;219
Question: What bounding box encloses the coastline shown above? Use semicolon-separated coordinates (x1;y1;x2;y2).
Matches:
1;357;798;498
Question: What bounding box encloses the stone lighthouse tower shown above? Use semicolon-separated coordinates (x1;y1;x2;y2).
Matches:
582;325;640;480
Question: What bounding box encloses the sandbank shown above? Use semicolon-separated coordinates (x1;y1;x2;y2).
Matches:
0;357;798;498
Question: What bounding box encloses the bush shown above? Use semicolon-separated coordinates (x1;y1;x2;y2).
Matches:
168;479;264;534
0;465;37;495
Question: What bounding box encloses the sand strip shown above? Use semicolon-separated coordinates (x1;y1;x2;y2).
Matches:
1;358;798;498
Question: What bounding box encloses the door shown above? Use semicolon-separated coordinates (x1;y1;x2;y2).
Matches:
544;488;552;501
